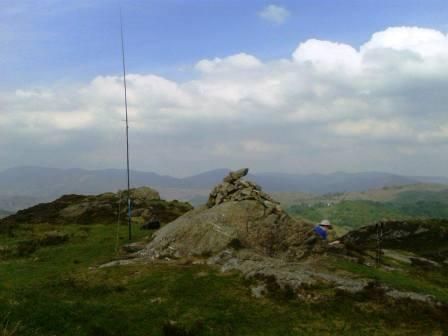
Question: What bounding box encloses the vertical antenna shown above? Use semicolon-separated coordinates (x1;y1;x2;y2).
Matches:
120;9;132;240
376;222;383;267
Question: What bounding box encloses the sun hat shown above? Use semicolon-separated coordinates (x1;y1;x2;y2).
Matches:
319;219;332;227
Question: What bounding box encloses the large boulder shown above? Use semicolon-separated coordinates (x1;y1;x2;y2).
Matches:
141;169;313;260
120;187;160;203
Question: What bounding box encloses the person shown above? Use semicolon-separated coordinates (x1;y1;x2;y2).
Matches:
303;219;341;255
313;219;332;240
304;219;332;247
315;220;341;246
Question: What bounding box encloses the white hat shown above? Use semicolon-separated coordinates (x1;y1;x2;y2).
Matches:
320;219;332;227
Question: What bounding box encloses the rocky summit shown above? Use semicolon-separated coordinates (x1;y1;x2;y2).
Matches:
136;170;448;303
136;170;386;298
141;169;313;260
0;187;192;228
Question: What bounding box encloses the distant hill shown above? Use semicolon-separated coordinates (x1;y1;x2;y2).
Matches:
287;184;448;233
0;209;12;219
249;171;423;193
395;188;448;204
0;195;43;212
269;191;317;207
0;166;447;210
321;183;448;203
289;199;448;232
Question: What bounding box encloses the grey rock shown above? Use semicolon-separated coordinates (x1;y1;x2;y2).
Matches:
140;168;313;260
223;168;249;183
140;200;312;259
122;242;146;253
251;284;267;298
206;168;280;209
386;289;435;303
211;249;368;295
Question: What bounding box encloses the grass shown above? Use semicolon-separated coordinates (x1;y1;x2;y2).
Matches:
395;189;448;204
288;200;448;231
334;258;448;303
1;313;23;336
0;223;447;335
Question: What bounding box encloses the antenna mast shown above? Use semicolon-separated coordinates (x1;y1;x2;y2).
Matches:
120;10;132;240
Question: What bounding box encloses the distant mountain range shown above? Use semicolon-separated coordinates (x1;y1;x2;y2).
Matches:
0;166;447;211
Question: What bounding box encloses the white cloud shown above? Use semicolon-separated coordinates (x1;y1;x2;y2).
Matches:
195;53;262;73
242;140;279;154
258;5;290;24
2;26;448;176
293;39;361;72
330;119;413;140
361;27;448;58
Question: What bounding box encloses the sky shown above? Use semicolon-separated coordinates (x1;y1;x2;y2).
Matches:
1;0;448;177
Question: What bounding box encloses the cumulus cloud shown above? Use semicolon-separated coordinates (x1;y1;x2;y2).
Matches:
195;53;263;73
361;27;448;57
2;26;448;176
293;39;361;72
258;4;290;24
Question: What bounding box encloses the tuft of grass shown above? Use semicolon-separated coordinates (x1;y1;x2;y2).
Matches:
1;314;23;336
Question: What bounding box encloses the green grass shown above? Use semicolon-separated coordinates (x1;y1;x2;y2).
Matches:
334;258;448;303
395;189;448;204
0;223;447;335
288;200;448;230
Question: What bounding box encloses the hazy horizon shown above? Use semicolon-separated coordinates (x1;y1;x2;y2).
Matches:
1;165;448;180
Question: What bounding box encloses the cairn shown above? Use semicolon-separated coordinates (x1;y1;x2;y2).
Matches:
206;168;283;214
138;167;314;264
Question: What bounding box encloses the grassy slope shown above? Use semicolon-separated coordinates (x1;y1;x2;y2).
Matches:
0;223;447;335
284;184;448;235
333;258;448;303
271;184;448;208
288;200;448;232
330;184;448;203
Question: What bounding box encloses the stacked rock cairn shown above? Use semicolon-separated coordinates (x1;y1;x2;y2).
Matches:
206;168;283;214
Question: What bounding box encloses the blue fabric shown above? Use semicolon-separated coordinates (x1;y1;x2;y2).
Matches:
313;226;328;240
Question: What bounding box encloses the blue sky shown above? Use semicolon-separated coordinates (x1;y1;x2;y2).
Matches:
2;1;448;177
3;0;448;88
